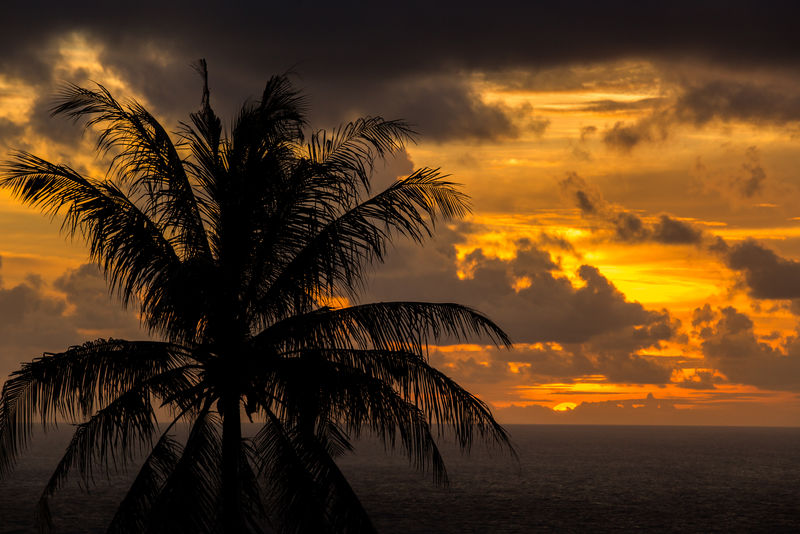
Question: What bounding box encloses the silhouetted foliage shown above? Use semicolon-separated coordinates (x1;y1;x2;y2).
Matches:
0;60;512;533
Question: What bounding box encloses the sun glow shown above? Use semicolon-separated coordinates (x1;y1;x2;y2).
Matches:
553;402;577;412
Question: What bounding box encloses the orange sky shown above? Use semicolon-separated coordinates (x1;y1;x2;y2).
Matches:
1;10;799;425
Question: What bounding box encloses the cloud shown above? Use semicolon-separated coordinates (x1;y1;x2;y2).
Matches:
676;369;721;390
580;125;597;141
369;148;415;191
0;118;25;149
53;263;143;337
494;393;800;425
651;214;704;244
383;77;519;142
0;3;798;151
676;80;800;126
693;305;800;391
495;393;682;425
494;391;800;426
560;173;704;245
366;227;679;385
721;240;800;300
603;121;650;151
737;146;766;198
27;95;84;147
0;260;144;382
577;97;664;112
448;249;661;345
601;112;671;152
372;228;664;349
569;126;597;161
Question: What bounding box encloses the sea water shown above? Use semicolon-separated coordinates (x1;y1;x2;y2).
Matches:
2;425;799;533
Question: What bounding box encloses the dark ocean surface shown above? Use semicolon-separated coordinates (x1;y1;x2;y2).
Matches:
1;425;799;533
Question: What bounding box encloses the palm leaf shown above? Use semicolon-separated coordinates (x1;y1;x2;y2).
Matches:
51;83;211;260
257;169;470;318
0;340;189;476
145;406;222;533
253;411;375;534
35;385;158;533
304;347;512;451
269;354;449;485
0;153;184;317
307;117;414;191
257;301;510;356
106;406;200;534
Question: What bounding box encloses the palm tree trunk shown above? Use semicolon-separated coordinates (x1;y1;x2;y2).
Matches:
221;392;243;533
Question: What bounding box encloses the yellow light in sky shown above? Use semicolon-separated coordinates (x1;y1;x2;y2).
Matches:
512;276;532;292
0;76;36;123
553;402;577;412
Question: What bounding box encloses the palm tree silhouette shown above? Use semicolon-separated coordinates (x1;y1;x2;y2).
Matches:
0;61;512;533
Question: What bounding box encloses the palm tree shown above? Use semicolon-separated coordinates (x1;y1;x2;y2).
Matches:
0;61;512;533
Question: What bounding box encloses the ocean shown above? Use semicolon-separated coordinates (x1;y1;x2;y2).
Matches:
2;425;799;533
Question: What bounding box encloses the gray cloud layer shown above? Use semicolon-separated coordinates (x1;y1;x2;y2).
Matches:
1;2;798;149
0;260;144;381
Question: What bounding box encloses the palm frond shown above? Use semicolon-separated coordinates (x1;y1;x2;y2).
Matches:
35;385;158;533
257;169;471;318
257;301;510;356
253;411;375;534
0;153;181;311
106;431;182;534
303;348;512;452
145;406;222;533
180;60;224;236
225;73;306;169
51;83;211;260
307;117;415;191
266;354;448;486
106;406;200;534
0;340;189;476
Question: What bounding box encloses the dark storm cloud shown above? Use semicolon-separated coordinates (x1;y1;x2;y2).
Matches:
374;77;519;142
693;305;800;391
603;79;800;152
1;1;799;145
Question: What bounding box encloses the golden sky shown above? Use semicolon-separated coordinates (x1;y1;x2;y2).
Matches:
1;6;799;425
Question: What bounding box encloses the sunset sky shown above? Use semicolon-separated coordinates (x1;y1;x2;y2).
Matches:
1;2;799;425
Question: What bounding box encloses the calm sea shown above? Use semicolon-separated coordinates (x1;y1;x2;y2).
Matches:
1;425;798;533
